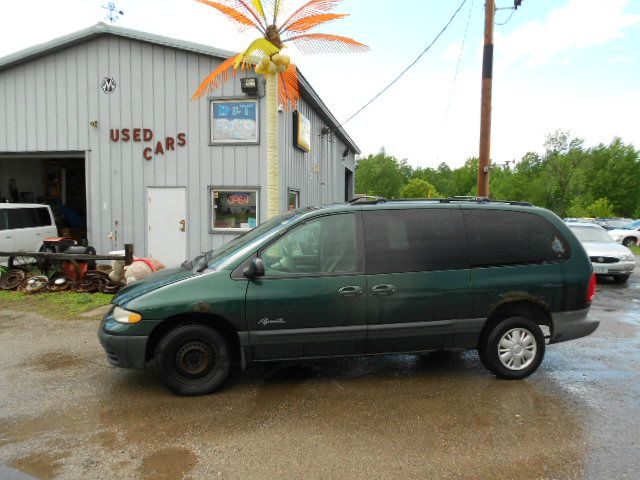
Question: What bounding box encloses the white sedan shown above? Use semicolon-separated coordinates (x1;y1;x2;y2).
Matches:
607;219;640;247
567;222;636;283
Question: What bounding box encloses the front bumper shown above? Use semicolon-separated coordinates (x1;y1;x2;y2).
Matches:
98;328;147;369
550;308;599;344
591;260;635;276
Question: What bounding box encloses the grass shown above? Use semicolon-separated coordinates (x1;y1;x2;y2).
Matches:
631;246;640;255
0;290;113;319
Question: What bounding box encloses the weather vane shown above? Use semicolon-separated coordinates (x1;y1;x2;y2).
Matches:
102;2;124;23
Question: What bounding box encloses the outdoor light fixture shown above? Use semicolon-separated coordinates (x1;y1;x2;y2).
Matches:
240;77;259;96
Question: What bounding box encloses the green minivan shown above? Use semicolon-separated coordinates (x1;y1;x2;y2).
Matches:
99;198;598;395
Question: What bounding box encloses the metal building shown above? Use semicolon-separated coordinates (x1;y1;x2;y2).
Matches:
0;23;359;265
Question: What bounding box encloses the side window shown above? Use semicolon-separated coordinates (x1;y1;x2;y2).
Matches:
35;208;52;226
0;210;8;230
7;208;39;229
262;214;358;276
364;209;469;274
463;209;571;267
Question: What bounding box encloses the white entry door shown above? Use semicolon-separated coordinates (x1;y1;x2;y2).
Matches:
147;187;187;267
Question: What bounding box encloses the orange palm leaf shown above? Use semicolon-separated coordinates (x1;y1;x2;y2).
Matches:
278;63;300;110
195;0;261;30
279;0;343;31
192;54;242;100
284;33;369;54
282;13;348;33
224;0;267;29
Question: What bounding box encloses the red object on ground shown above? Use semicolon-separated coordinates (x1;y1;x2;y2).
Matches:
132;258;157;272
62;261;88;280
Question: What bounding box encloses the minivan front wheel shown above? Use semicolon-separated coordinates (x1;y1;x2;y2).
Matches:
479;316;545;379
155;324;231;396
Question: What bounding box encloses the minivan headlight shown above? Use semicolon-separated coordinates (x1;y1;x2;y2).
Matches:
621;253;635;262
112;306;142;324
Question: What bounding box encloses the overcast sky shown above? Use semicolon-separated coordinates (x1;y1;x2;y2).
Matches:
1;0;639;168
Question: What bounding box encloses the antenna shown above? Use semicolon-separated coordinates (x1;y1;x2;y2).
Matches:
102;2;124;23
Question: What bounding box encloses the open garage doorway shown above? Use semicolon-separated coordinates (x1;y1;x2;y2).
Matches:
0;153;87;241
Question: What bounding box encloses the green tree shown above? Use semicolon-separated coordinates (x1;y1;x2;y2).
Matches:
399;178;441;198
355;150;412;198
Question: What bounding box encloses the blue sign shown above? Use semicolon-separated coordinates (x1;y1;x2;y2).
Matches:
214;102;256;120
211;100;259;143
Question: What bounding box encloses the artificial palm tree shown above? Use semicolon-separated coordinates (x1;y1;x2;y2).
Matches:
192;0;367;219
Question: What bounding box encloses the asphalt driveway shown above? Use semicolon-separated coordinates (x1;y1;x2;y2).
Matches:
1;262;639;479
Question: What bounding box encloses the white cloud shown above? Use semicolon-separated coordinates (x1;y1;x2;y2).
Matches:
497;0;640;66
609;55;633;64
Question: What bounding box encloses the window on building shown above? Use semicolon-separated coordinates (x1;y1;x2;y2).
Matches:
288;189;300;210
463;209;571;267
210;99;259;144
210;188;259;231
363;209;469;274
261;214;358;276
0;210;8;230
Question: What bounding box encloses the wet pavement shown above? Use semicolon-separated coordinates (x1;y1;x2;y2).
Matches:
1;264;639;479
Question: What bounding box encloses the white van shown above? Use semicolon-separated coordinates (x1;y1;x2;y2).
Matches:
0;204;58;262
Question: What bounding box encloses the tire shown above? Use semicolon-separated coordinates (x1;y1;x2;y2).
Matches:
154;324;231;396
481;316;545;380
613;274;630;284
622;237;637;247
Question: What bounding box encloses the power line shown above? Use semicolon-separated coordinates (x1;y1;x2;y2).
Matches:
339;0;468;128
495;8;515;26
443;0;474;127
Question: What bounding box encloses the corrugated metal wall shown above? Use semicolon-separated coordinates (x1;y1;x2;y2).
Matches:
0;34;355;260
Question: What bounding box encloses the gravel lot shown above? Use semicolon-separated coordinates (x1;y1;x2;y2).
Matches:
1;261;639;479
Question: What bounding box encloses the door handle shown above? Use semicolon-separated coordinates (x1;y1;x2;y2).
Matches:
337;285;363;298
179;219;186;232
371;284;397;296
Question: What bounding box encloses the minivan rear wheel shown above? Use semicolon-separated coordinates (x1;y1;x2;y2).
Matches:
479;316;545;379
155;324;231;396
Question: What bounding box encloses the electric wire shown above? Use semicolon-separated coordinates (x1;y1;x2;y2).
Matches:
495;8;515;26
338;0;468;128
443;0;474;127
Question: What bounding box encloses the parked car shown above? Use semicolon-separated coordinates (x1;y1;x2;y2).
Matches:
566;222;636;283
100;199;597;396
0;203;57;264
607;219;640;247
594;218;634;230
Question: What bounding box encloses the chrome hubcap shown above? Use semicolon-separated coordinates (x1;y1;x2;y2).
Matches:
498;328;537;371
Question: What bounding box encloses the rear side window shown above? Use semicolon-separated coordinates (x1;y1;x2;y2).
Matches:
364;209;469;274
0;210;8;230
463;209;571;267
6;208;52;229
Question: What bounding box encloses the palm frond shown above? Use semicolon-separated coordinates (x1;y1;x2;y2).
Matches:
279;0;342;32
284;33;369;54
282;13;348;33
272;0;282;24
249;0;267;23
234;38;281;68
278;63;300;110
195;0;262;31
192;54;242;100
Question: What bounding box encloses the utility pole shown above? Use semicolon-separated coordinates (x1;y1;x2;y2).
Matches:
477;0;495;197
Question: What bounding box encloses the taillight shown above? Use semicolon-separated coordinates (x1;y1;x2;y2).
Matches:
587;272;596;303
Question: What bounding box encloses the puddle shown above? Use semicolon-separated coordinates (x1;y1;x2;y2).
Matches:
23;352;84;371
138;447;197;480
9;451;67;480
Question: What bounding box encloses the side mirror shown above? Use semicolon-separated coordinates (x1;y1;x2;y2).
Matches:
243;257;265;279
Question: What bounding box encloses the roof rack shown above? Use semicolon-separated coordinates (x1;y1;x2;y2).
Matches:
349;196;532;207
349;196;387;204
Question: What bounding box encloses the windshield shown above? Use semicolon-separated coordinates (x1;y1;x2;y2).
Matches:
622;220;640;230
198;207;317;270
569;226;614;243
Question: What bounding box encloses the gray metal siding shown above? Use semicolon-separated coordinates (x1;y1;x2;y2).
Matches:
0;34;355;261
